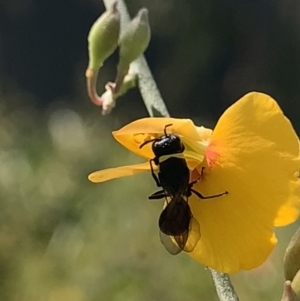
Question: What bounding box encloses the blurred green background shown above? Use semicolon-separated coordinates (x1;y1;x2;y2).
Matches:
0;0;300;300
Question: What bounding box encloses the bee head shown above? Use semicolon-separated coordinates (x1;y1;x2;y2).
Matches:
139;124;185;159
152;134;184;158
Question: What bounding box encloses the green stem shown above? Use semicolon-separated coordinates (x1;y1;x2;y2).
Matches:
86;68;103;107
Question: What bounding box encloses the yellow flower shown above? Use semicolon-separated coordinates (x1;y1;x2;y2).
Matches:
89;92;300;273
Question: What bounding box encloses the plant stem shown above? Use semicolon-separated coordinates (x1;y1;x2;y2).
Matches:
209;268;240;301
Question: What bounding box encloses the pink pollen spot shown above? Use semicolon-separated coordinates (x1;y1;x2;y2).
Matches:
206;143;220;168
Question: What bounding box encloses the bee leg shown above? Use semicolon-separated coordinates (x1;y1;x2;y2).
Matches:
148;190;167;200
150;159;161;187
191;188;228;200
189;167;228;199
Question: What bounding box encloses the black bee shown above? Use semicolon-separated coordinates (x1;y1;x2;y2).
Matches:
140;124;227;254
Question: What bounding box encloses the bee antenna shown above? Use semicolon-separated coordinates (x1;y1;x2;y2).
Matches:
164;124;173;135
139;138;157;149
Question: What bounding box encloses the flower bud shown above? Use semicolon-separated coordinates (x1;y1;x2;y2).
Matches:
284;226;300;281
118;8;151;69
87;2;120;70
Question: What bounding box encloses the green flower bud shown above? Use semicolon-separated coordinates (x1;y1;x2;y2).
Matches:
87;2;120;70
118;8;151;68
284;226;300;281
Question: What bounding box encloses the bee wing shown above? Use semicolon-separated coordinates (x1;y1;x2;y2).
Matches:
160;218;200;254
159;216;201;254
173;230;189;251
172;216;200;253
159;231;182;255
182;217;201;252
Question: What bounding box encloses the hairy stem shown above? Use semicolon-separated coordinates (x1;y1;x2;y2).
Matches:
209;268;239;301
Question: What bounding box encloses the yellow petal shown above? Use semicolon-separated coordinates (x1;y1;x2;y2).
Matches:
88;162;152;183
112;117;209;159
196;126;213;141
187;92;300;273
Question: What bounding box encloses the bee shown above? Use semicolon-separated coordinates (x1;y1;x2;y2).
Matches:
140;124;227;254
